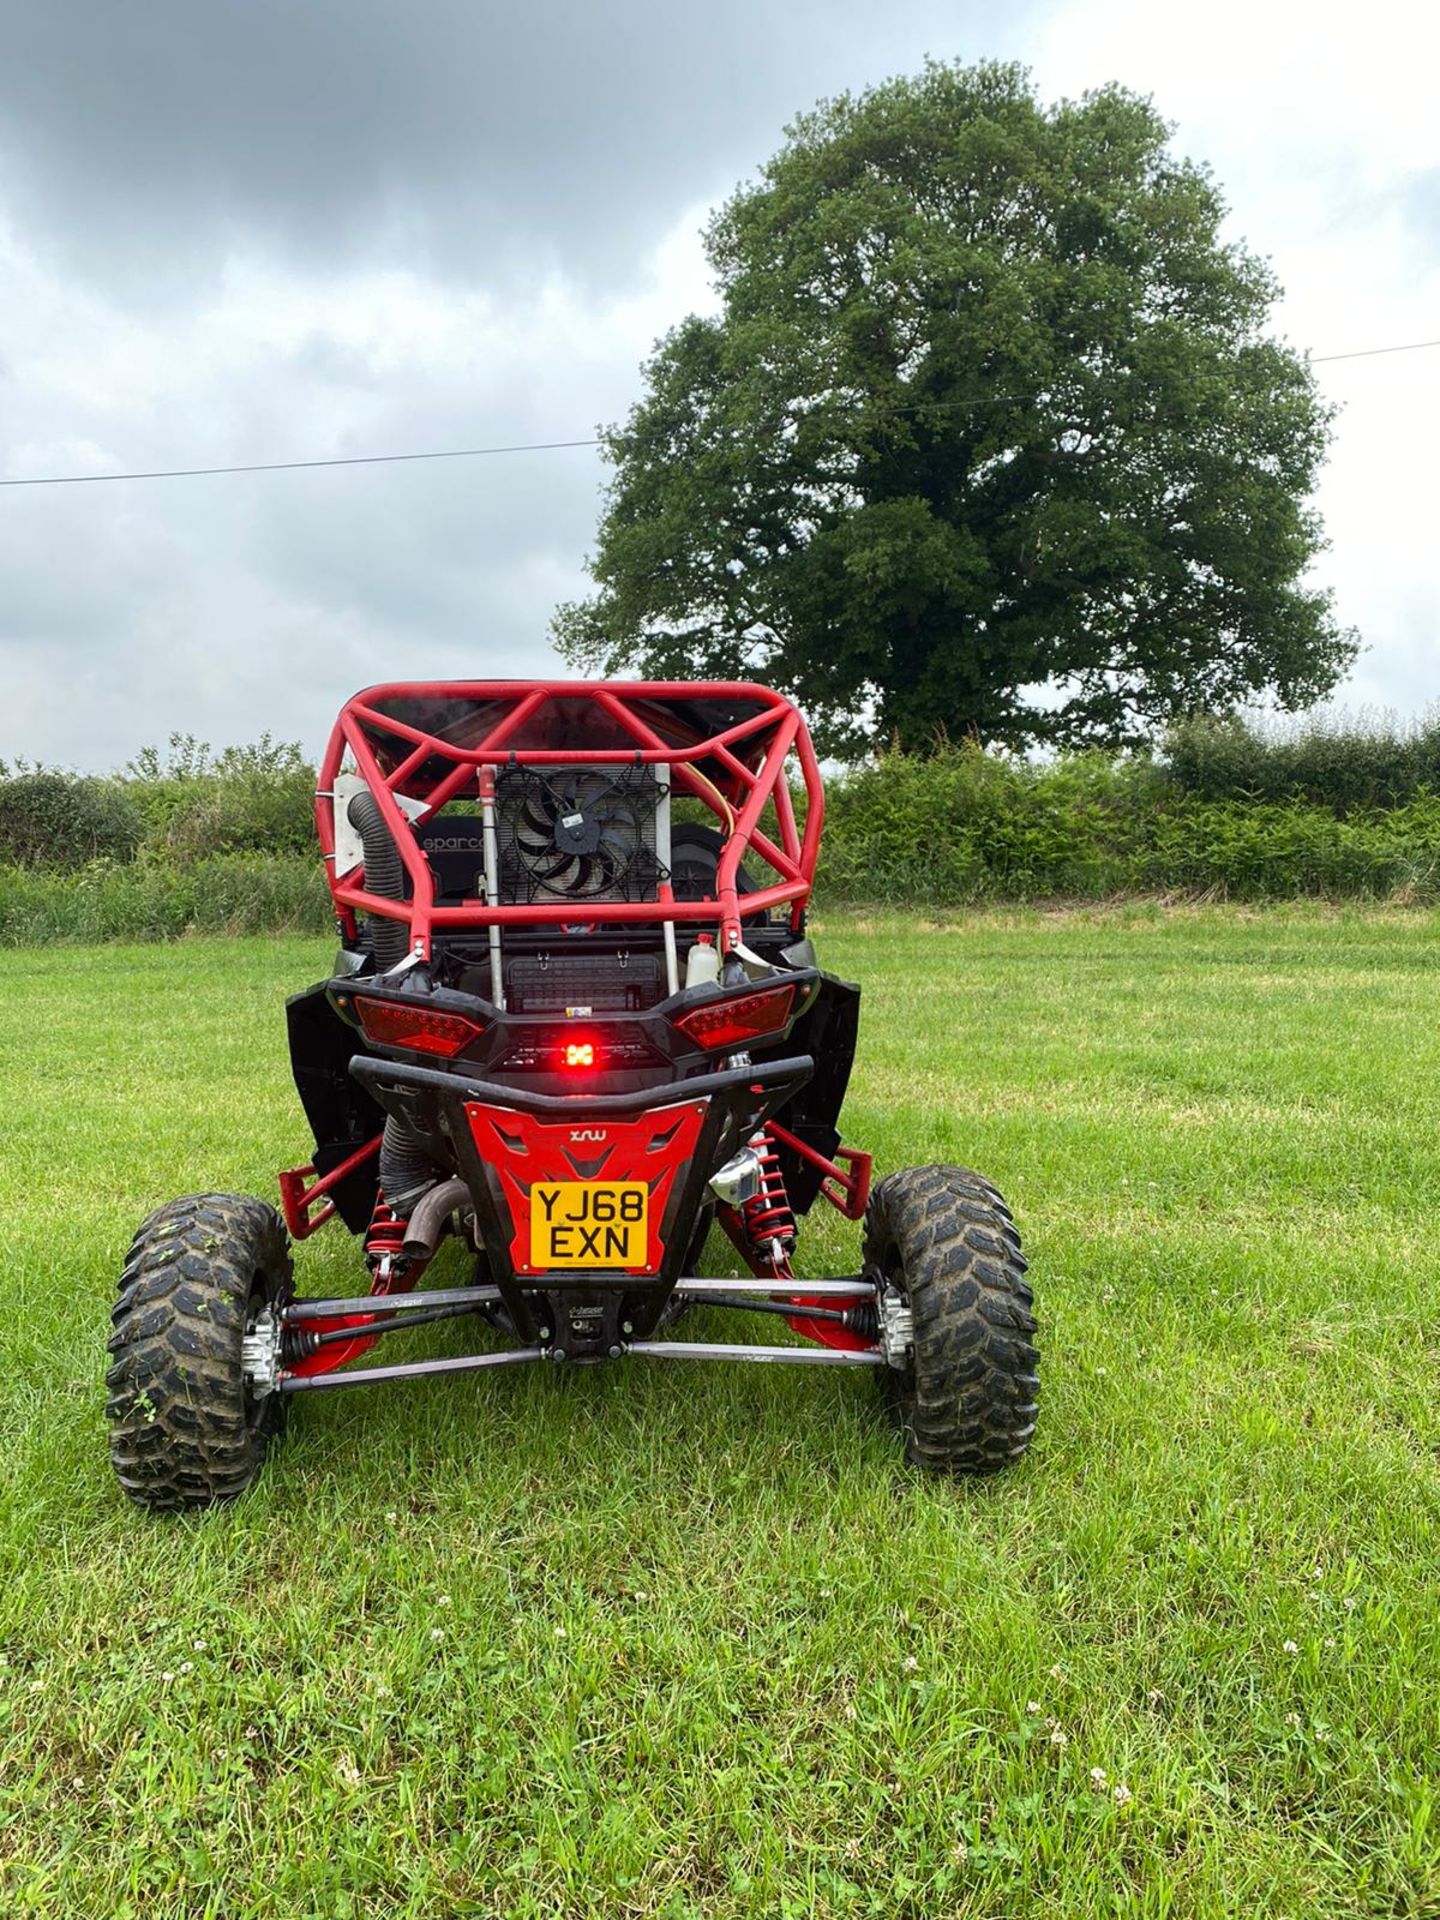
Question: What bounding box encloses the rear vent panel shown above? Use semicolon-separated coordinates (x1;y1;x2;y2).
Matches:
506;951;665;1014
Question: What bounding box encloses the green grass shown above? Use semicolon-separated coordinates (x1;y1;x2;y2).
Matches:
2;908;1439;1917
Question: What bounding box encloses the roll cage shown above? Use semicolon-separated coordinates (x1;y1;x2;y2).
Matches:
317;680;825;963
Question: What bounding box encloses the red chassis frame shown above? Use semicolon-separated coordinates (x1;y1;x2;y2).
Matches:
314;679;825;962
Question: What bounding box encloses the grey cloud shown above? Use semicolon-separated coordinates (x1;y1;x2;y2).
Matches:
0;1;1045;769
0;0;1426;771
0;0;1036;295
0;252;634;766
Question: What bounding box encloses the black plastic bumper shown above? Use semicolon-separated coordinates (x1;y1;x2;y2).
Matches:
349;1052;813;1116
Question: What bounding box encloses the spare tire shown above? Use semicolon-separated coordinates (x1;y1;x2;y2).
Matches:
669;822;765;921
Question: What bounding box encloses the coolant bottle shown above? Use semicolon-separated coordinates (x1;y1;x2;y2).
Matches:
685;934;720;989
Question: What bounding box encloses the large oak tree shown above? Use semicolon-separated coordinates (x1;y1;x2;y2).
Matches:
556;61;1355;756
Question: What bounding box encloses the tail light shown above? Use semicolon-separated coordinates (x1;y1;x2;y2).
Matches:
674;982;796;1053
497;1030;665;1075
350;996;485;1057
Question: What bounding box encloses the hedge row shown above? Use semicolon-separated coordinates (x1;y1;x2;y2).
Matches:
5;724;1440;942
818;752;1440;903
0;735;315;869
8;714;1440;872
4;778;1440;946
0;856;331;947
1164;711;1440;811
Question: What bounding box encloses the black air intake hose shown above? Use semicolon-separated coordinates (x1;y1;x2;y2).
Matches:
379;1113;437;1213
346;786;409;971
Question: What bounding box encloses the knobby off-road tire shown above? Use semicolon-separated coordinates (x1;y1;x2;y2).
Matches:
106;1194;294;1512
863;1166;1038;1476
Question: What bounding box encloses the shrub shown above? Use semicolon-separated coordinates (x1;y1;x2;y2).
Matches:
7;724;1440;945
0;772;142;868
123;733;316;860
1164;710;1440;812
818;746;1440;907
819;745;1165;903
0;855;332;946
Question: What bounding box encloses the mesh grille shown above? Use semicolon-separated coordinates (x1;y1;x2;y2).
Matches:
506;951;665;1013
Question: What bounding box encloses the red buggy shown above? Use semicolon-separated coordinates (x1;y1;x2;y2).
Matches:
106;681;1038;1509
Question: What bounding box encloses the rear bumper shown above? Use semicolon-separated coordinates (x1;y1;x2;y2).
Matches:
349;1052;812;1117
349;1052;815;1343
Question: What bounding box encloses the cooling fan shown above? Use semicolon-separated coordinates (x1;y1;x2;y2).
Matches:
496;766;666;902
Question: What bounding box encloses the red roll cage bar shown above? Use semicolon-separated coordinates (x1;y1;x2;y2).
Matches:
317;680;824;962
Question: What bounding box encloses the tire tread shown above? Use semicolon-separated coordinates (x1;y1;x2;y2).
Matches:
864;1165;1038;1477
106;1193;292;1512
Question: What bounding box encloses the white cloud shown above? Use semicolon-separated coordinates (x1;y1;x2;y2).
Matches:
1033;0;1440;710
0;0;1435;765
0;206;717;767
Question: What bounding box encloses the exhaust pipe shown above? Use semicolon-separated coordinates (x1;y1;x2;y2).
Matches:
400;1178;471;1260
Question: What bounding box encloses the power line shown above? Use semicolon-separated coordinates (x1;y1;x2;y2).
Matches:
1312;336;1440;363
0;333;1435;490
0;436;602;489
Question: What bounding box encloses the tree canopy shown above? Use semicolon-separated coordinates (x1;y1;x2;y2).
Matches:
555;61;1356;757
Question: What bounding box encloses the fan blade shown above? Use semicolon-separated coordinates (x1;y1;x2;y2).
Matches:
570;772;611;806
590;852;623;893
520;794;559;837
583;852;618;894
577;854;614;896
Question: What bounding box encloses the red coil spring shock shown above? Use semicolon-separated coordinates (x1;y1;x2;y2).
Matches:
364;1197;409;1283
720;1126;876;1355
285;1195;413;1377
736;1126;796;1275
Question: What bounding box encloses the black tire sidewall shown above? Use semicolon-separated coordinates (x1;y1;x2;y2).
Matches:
107;1194;294;1510
863;1165;1038;1476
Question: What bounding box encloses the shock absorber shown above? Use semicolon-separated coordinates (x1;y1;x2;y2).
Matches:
281;1194;415;1379
736;1126;797;1275
364;1196;410;1285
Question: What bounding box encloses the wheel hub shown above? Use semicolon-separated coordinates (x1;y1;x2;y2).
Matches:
240;1305;283;1397
878;1285;914;1370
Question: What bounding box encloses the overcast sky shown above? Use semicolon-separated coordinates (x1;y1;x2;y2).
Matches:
1;0;1436;769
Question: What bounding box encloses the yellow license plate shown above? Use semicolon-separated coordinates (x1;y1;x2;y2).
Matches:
530;1182;649;1269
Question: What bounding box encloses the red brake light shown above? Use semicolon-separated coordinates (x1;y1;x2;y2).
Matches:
562;1035;599;1070
674;983;796;1053
352;997;484;1057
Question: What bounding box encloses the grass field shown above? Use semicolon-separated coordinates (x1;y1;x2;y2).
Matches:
2;908;1439;1918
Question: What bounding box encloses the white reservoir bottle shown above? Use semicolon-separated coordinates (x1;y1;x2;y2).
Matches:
685;934;720;989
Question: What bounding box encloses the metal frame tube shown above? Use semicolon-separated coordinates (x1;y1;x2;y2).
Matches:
479;766;505;1009
283;1278;871;1323
303;1301;489;1348
283;1283;502;1321
279;1346;542;1393
680;1295;865;1326
627;1340;885;1367
315;681;822;963
674;1276;872;1298
653;760;679;997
